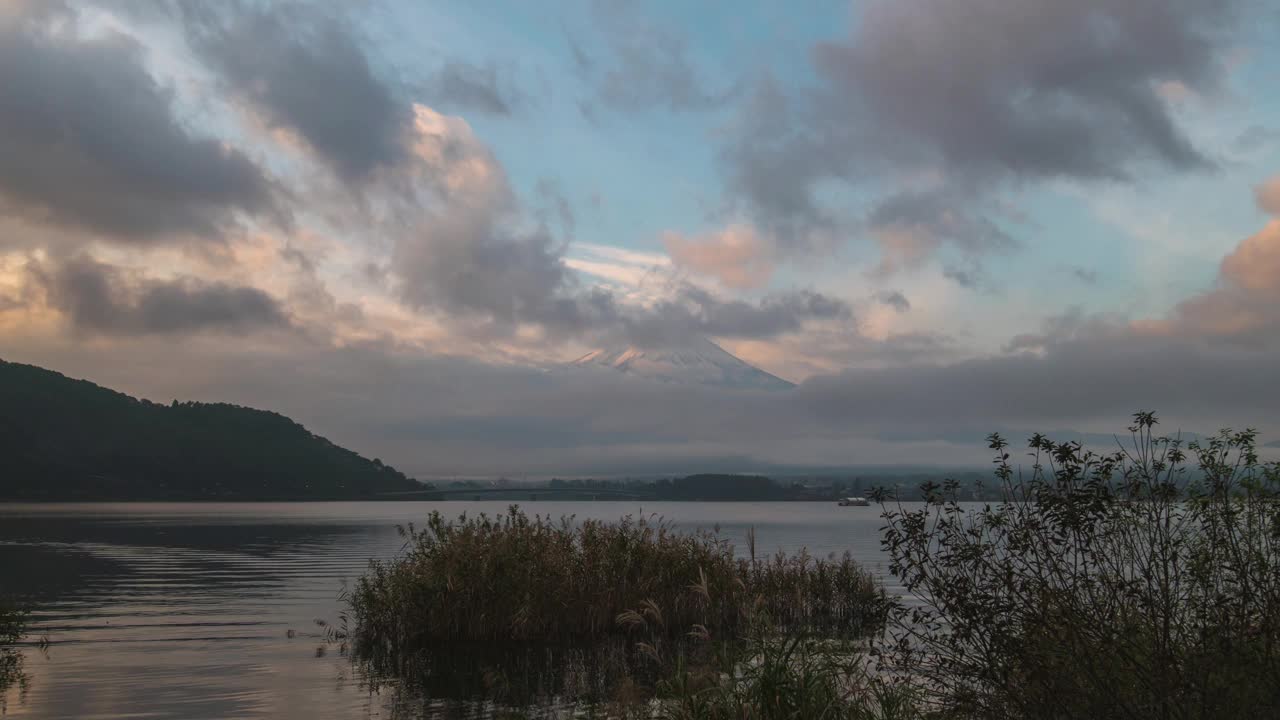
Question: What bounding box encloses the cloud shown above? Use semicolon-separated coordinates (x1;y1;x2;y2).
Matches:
7;165;1279;474
720;0;1239;270
388;105;606;337
1004;308;1130;353
1106;178;1280;343
989;179;1280;351
624;285;851;348
0;5;280;244
565;243;669;290
1256;176;1280;216
813;0;1227;180
574;0;736;113
664;224;775;289
803;331;1280;441
9;324;1280;478
1067;266;1101;285
384;105;849;346
876;291;911;312
941;266;982;289
719;78;845;256
1153;219;1280;341
183;2;411;181
424;60;519;115
1235;125;1280;152
36;255;289;336
868;188;1019;273
9;0;1277;480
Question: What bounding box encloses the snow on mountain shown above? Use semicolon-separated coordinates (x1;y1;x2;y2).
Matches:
570;336;796;390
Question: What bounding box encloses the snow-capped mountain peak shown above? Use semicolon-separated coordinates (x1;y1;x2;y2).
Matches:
570;336;795;390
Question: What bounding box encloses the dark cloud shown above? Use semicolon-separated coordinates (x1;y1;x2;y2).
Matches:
182;3;411;181
385;118;603;336
624;286;851;347
396;217;614;337
813;0;1227;180
1067;266;1101;285
38;256;288;336
804;331;1280;442
868;188;1020;273
1003;309;1129;353
941;266;981;289
720;79;846;254
721;0;1239;266
870;190;1016;253
877;291;911;312
425;60;518;115
0;6;279;244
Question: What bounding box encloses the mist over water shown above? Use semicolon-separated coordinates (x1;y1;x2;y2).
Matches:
0;501;900;719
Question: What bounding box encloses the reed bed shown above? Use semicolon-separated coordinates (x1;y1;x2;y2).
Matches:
348;507;885;663
657;630;925;720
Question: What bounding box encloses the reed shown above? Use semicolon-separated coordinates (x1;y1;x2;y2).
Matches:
0;600;26;695
656;617;927;720
347;507;885;672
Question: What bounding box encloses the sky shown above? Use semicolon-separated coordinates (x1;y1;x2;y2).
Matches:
2;0;1280;477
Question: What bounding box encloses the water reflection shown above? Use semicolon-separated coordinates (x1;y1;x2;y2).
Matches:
0;507;382;718
1;612;29;715
0;501;897;719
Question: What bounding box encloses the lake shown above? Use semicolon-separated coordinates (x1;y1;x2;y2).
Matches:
0;501;899;719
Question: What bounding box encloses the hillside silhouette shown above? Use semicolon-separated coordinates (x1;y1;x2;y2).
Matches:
0;359;426;500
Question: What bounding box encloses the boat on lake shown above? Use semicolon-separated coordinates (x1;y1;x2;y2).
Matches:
838;497;870;507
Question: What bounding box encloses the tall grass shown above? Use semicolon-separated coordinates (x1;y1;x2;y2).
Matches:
0;599;26;697
346;506;887;710
656;622;926;720
350;507;884;652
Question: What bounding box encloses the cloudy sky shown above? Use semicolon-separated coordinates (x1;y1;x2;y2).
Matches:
2;0;1280;477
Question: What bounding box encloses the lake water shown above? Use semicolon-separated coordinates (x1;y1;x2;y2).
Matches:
0;501;898;719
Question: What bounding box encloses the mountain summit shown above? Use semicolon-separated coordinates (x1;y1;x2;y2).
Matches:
571;336;795;390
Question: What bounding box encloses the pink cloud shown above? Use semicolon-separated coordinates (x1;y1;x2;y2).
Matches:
663;224;774;290
1256;175;1280;216
1136;178;1280;341
1142;219;1280;340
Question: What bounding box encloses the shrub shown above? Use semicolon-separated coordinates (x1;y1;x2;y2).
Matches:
876;412;1280;719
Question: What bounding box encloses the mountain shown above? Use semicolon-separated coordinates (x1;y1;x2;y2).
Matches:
571;336;795;390
0;359;428;500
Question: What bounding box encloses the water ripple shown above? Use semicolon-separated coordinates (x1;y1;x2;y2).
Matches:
0;500;904;719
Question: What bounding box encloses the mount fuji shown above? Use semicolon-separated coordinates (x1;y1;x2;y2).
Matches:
570;336;796;391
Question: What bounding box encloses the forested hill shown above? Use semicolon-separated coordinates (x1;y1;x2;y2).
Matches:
0;359;426;500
